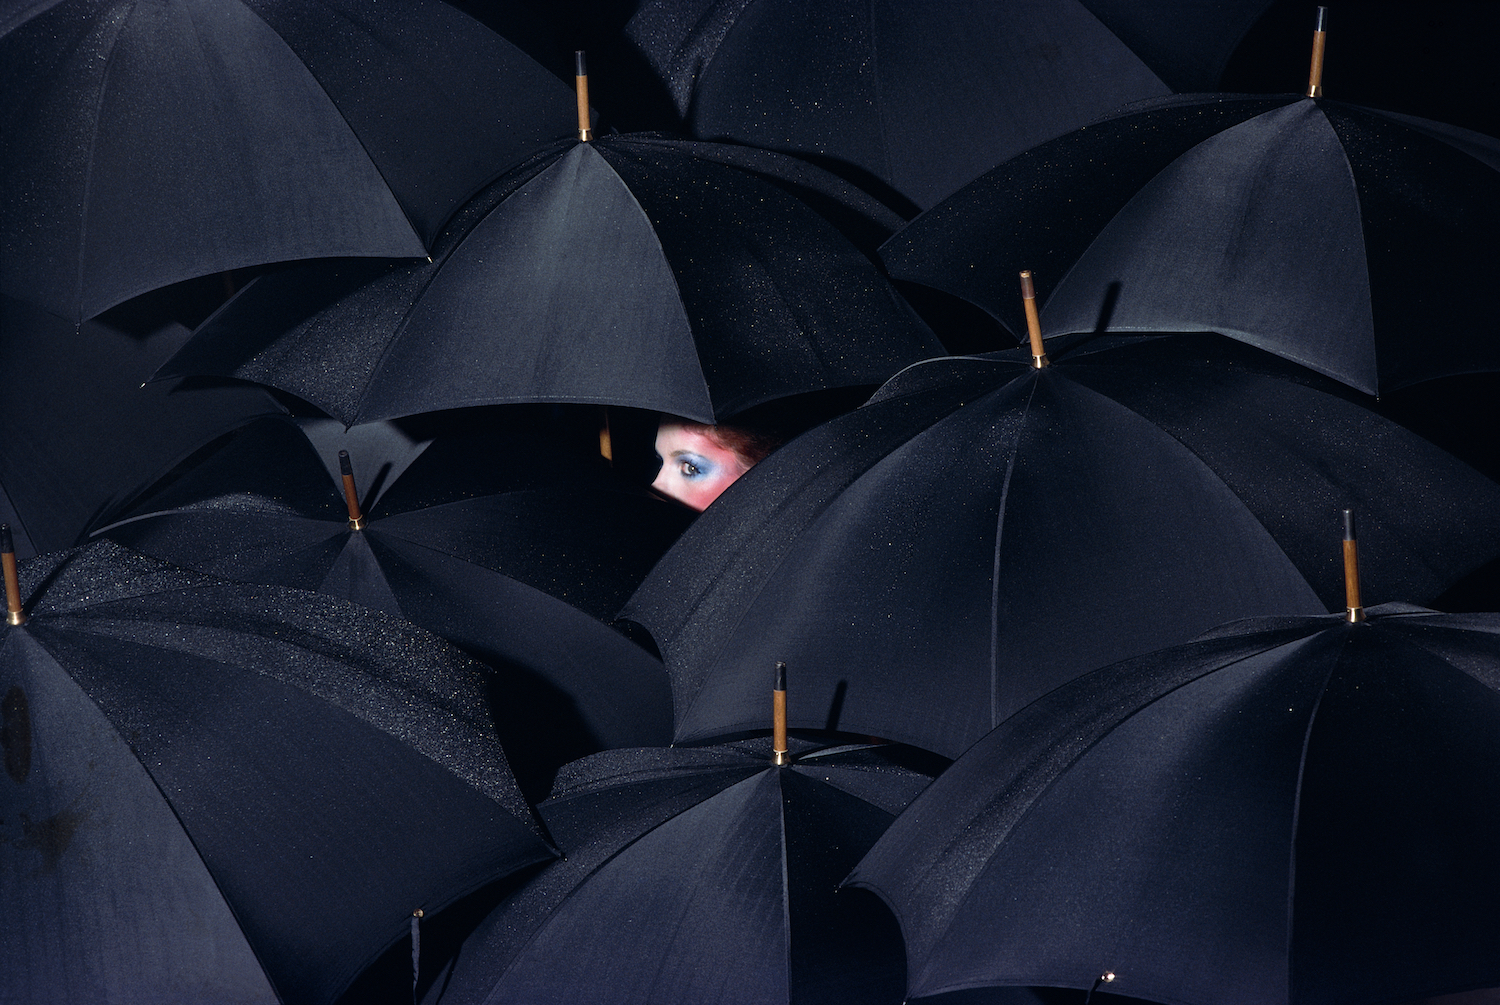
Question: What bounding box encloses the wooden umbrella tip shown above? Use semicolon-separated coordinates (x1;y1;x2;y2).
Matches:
2;524;25;626
1307;6;1328;98
337;449;353;477
1341;508;1365;622
772;660;790;766
575;49;593;141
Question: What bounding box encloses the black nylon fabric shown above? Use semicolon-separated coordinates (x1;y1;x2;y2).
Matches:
622;0;1279;211
157;134;944;425
1;539;552;1005
883;94;1500;393
619;333;1500;759
848;607;1500;1005
90;415;686;796
0;294;284;557
0;0;575;323
425;738;931;1005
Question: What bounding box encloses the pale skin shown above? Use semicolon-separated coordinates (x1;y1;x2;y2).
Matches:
651;421;754;511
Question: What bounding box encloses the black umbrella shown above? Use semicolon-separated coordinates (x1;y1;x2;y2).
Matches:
0;0;577;322
0;535;553;1005
620;331;1500;759
880;89;1500;393
623;0;1273;210
423;731;938;1004
89;412;688;796
153;132;945;426
847;585;1500;1004
0;292;285;558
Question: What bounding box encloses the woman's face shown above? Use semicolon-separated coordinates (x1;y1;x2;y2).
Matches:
652;422;753;511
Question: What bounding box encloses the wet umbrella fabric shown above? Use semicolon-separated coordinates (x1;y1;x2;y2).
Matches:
0;293;285;558
624;0;1273;211
424;737;935;1005
155;134;945;426
847;604;1500;1005
90;414;687;785
0;540;553;1005
619;333;1500;759
0;0;576;322
881;93;1500;393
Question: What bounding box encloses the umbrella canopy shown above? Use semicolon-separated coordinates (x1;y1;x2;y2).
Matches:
0;0;577;322
424;735;938;1005
881;92;1500;393
89;413;687;795
619;332;1500;759
0;292;285;558
848;603;1500;1005
153;133;945;426
623;0;1274;211
1;537;553;1005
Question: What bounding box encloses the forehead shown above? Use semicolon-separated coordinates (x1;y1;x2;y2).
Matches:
655;423;726;457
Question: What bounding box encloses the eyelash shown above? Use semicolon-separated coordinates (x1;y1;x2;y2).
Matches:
676;455;712;479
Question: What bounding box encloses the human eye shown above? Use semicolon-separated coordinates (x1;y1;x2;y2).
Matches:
676;454;712;480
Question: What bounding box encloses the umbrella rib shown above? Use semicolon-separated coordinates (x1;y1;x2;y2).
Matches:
234;1;425;246
71;0;135;323
988;375;1038;731
1282;639;1346;1003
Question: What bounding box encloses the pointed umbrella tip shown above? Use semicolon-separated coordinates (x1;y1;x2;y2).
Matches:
338;451;364;529
772;661;790;766
575;49;593;141
1018;270;1048;368
1341;508;1365;622
2;524;25;626
1307;6;1328;97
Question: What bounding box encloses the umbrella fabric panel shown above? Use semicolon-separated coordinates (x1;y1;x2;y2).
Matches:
848;609;1500;1005
0;295;284;558
429;740;923;1005
598;140;943;418
6;541;555;1005
36;624;546;1005
240;0;577;246
633;348;1328;759
1290;628;1500;1005
903;633;1336;1003
884;94;1500;392
159;133;945;425
360;142;713;422
1042;101;1377;386
1047;335;1500;609
486;772;794;1005
1;631;278;1005
362;532;674;754
1077;0;1275;93
878;94;1297;340
632;0;1178;210
0;0;424;322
